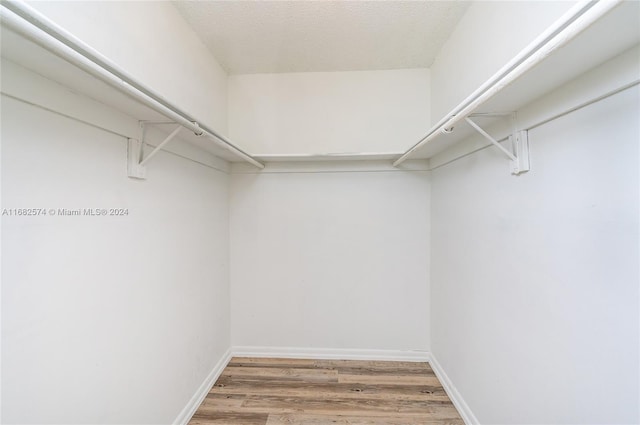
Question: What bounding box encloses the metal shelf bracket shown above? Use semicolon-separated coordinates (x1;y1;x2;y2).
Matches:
127;122;186;179
465;113;530;175
509;130;530;175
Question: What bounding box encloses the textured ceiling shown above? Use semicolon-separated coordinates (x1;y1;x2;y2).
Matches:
172;1;470;75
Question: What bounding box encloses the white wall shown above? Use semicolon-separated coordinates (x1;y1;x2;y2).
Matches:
430;86;639;424
230;162;430;353
1;76;230;424
430;1;576;121
228;69;430;155
26;0;229;133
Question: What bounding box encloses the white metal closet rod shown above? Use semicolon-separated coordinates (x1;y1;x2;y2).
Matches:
393;0;621;167
0;0;265;169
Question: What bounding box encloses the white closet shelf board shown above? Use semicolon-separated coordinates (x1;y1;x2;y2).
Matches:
407;0;640;160
0;25;245;164
253;153;403;162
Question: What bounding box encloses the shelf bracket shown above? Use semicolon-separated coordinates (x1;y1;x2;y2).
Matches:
127;122;183;179
464;115;530;175
127;138;146;179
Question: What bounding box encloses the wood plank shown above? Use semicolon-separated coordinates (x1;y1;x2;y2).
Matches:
338;374;441;386
197;393;246;409
221;366;339;382
229;358;434;376
265;413;465;425
190;412;268;425
239;395;460;417
198;393;459;418
229;357;320;367
314;360;433;372
212;375;450;402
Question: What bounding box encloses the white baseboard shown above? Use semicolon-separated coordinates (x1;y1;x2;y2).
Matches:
427;352;479;425
231;346;430;362
173;347;233;425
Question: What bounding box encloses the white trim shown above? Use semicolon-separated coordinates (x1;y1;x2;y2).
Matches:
427;352;480;425
230;159;430;174
173;348;233;425
253;152;403;162
231;346;430;362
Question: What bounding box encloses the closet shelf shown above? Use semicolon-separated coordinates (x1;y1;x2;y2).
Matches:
394;0;640;169
253;153;403;162
0;0;265;175
1;1;638;173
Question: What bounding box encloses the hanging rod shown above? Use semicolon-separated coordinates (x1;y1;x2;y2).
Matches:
429;80;639;172
393;0;621;167
0;0;264;169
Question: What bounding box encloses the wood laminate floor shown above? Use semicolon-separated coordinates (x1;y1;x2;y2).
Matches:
188;357;464;425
